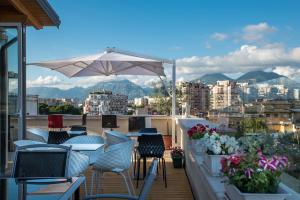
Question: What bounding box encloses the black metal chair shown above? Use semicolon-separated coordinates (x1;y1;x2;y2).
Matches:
13;144;71;180
133;128;158;176
85;158;158;200
47;131;70;144
136;134;167;188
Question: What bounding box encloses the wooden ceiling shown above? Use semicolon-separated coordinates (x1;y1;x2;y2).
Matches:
0;0;60;29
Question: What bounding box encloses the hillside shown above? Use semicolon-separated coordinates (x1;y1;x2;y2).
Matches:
237;71;284;83
26;79;152;100
193;73;232;84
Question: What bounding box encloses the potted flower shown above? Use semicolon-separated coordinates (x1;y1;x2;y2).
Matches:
221;151;290;200
170;146;184;168
203;132;239;176
187;124;212;154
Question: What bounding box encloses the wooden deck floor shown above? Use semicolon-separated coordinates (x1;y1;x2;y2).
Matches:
82;151;194;200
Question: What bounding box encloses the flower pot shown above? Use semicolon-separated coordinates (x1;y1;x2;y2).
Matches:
203;153;227;176
190;139;205;155
171;156;183;168
163;135;172;150
225;184;291;200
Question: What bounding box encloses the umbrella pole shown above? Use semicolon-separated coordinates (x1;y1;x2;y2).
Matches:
171;60;176;146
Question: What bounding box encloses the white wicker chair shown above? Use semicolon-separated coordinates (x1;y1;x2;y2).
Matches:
104;130;130;146
91;140;135;195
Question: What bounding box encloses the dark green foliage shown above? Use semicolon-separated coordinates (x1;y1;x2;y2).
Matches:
38;103;81;115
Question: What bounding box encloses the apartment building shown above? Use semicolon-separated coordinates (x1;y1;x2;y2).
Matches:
83;91;128;115
210;80;242;112
179;81;210;116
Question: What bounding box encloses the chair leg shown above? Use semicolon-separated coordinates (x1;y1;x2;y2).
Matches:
96;170;103;194
133;150;137;178
136;158;141;188
143;157;147;179
120;172;131;195
120;170;135;196
126;170;136;196
90;170;96;195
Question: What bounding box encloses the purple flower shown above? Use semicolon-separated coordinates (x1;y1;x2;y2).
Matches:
245;168;254;179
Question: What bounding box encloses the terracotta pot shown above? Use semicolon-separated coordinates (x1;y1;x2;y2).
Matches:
163;135;172;150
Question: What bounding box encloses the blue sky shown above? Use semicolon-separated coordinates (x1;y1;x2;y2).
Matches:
26;0;300;89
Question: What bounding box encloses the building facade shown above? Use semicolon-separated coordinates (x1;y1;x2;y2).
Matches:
179;82;210;116
84;91;128;115
210;80;242;112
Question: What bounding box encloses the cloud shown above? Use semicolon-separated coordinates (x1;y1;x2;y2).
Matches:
176;44;300;76
27;76;62;87
242;22;277;42
272;66;300;82
211;32;228;41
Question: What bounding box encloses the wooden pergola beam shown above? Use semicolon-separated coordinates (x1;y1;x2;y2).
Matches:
8;0;43;29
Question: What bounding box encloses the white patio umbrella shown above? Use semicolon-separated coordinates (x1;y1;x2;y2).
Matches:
29;49;166;78
28;48;176;143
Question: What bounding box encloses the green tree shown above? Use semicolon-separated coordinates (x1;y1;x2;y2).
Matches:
38;103;49;115
239;118;267;134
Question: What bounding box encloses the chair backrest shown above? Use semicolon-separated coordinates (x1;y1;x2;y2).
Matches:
26;128;49;143
137;134;165;158
102;115;117;128
48;114;64;129
139;128;157;133
64;135;104;144
14;140;45;147
94;140;134;171
138;158;158;200
48;131;70;144
13;144;71;179
105;130;130;146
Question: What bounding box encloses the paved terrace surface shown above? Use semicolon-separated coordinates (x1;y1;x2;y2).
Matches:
82;151;194;199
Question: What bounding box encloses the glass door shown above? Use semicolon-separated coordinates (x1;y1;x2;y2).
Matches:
0;23;25;175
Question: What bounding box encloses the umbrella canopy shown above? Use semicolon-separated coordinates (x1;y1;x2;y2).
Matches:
29;51;166;77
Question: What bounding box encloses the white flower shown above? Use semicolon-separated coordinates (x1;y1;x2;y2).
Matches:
220;135;227;144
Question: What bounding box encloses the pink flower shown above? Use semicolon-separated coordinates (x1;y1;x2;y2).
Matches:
259;156;277;171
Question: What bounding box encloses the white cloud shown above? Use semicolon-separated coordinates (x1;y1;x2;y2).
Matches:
27;76;62;87
211;32;228;41
176;44;300;76
242;22;277;42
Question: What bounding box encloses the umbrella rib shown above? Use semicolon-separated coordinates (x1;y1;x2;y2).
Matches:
129;61;165;76
51;61;88;70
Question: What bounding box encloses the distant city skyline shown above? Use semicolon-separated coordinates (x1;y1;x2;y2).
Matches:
26;0;300;89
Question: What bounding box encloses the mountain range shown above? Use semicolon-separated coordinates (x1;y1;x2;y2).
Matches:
27;79;152;100
27;71;300;100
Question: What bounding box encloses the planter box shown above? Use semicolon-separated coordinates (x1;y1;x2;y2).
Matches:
171;156;183;168
225;184;291;200
190;139;205;155
203;153;226;176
